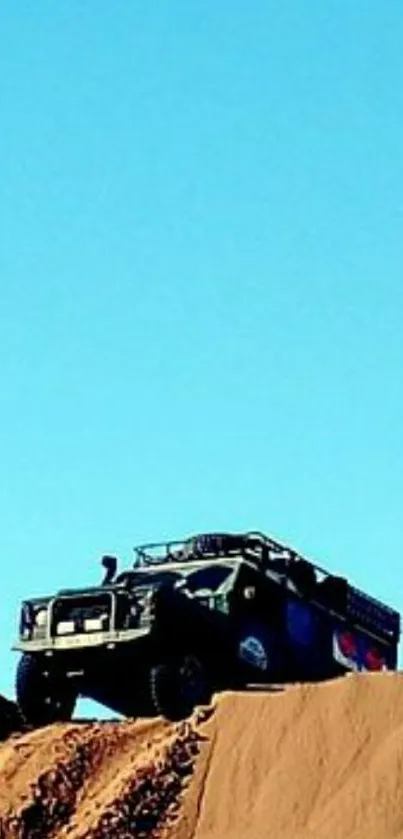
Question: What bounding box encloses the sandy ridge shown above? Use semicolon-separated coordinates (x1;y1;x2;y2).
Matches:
2;675;403;839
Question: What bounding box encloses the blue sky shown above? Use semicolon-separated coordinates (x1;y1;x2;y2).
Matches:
1;1;402;702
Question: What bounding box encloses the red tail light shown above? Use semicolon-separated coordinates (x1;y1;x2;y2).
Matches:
338;631;357;658
365;647;385;671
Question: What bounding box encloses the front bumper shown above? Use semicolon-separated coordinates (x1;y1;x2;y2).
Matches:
13;625;150;654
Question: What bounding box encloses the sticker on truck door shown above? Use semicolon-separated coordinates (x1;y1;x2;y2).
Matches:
238;635;269;671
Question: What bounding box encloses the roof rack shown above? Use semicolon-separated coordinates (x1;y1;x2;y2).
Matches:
132;531;400;643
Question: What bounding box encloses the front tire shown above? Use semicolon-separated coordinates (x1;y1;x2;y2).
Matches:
16;654;77;727
150;654;211;721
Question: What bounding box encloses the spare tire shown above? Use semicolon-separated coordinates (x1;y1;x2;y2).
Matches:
150;654;211;721
16;654;77;727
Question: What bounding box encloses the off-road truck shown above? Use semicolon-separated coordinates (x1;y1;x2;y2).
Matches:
14;531;401;724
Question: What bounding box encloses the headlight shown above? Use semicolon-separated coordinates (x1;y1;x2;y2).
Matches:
34;609;47;628
20;603;48;637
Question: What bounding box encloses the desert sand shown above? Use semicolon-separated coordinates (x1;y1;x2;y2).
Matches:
1;673;403;838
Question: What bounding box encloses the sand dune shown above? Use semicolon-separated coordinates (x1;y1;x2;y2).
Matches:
178;674;403;839
1;674;403;838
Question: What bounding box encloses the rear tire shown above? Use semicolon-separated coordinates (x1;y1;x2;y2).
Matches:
150;654;211;721
16;654;77;727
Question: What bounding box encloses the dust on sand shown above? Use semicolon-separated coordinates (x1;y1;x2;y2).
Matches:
2;674;403;839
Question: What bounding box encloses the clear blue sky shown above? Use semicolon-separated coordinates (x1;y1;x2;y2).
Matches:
1;1;402;701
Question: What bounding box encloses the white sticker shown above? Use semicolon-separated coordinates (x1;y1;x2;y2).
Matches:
239;636;268;671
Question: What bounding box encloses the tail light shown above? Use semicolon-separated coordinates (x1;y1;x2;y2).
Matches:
365;647;386;671
338;631;357;659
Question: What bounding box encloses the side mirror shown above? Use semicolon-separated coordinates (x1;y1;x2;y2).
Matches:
101;555;118;585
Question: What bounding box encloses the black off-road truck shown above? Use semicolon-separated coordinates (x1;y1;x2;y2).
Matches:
14;532;400;724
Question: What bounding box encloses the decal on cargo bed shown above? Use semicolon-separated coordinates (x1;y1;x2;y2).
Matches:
333;629;389;672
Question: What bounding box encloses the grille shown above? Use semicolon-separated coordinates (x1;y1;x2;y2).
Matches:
52;593;112;636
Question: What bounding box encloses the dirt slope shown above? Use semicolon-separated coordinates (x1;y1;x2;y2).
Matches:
0;716;203;839
174;673;403;839
1;674;403;839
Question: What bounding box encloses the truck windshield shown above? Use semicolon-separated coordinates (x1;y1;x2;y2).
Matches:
116;563;234;593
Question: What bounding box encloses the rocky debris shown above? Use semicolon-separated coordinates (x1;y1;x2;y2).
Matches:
0;716;204;839
81;725;202;839
1;736;103;839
